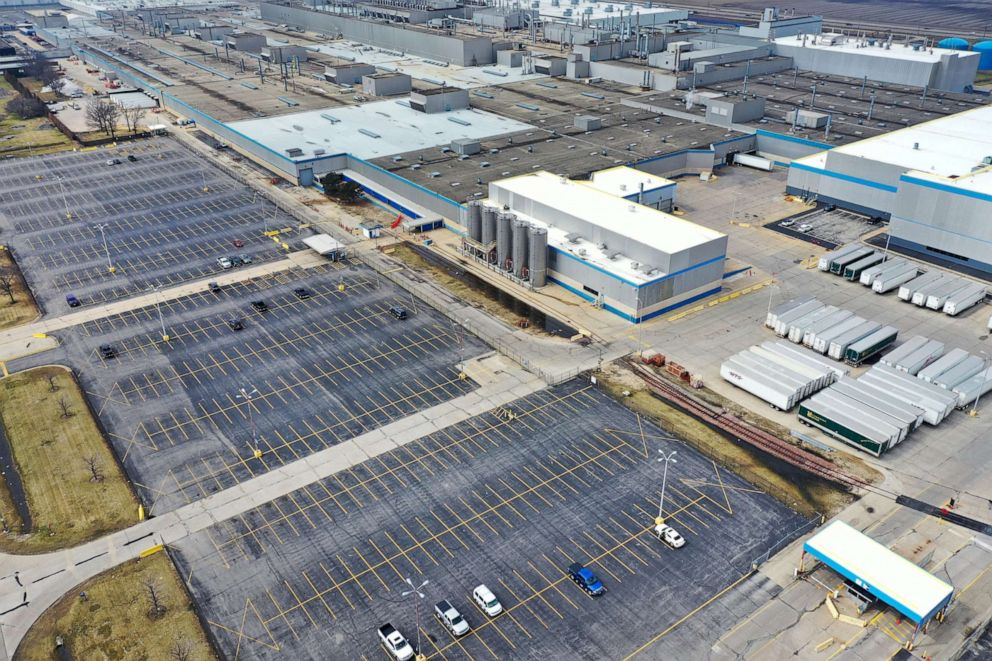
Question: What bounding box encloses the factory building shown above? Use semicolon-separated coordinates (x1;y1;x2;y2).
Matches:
772;33;979;93
787;105;992;273
481;171;726;322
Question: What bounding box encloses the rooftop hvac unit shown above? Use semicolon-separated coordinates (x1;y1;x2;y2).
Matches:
566;232;581;243
606;250;621;260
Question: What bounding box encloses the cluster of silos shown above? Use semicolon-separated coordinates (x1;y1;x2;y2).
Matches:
465;203;547;287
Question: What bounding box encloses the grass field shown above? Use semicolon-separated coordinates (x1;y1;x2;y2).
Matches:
16;550;217;661
0;366;138;553
0;249;39;329
0;78;73;158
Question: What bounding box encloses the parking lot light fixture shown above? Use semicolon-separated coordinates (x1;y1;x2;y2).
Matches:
401;577;429;661
656;450;677;526
200;170;209;193
237;386;262;457
94;223;115;273
57;176;72;219
148;284;169;342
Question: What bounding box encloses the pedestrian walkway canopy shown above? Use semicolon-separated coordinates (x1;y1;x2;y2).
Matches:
803;521;953;628
303;234;346;258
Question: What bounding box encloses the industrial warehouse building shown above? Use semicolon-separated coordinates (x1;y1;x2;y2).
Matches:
483;171;727;322
787;105;992;273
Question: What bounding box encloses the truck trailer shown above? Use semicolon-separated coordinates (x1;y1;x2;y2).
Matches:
892;339;945;375
943;283;986;316
765;295;815;329
913;276;959;307
811;316;867;354
798;396;894;457
773;300;825;337
872;262;919;294
859;257;906;286
829;247;874;275
879;335;928;369
787;306;839;343
801;309;855;347
843;252;884;281
827;320;882;361
926;280;973;310
897;271;944;302
844;326;898;366
918;348;970;384
818;244;862;272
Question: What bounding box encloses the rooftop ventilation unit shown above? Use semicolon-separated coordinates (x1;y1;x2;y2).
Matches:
358;128;381;138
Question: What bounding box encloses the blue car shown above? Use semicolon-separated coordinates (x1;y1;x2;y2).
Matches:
66;294;80;308
567;563;605;596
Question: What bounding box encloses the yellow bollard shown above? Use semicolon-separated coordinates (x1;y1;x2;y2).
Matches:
338;283;346;292
138;503;145;521
253;448;263;459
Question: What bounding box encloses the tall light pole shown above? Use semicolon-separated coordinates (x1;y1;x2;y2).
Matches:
148;284;169;342
94;223;115;273
401;577;429;661
237;386;264;458
57;176;72;219
656;450;677;525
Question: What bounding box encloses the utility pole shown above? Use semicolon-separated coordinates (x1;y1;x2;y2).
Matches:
970;352;990;418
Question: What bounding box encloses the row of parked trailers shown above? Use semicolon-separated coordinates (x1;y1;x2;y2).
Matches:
720;341;848;410
798;365;956;456
819;244;987;316
765;297;898;365
881;335;992;408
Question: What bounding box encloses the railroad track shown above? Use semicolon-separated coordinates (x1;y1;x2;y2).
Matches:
625;358;872;492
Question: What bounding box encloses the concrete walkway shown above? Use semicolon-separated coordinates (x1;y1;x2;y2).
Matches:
0;354;543;660
0;251;323;364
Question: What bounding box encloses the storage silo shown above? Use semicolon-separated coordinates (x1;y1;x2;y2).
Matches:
973;41;992;69
512;219;530;278
481;207;497;245
528;226;548;287
937;37;969;50
496;212;513;270
466;202;482;242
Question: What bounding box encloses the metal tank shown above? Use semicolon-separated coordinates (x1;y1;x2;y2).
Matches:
496;212;513;270
528;226;548;287
466;202;482;242
481;207;497;245
512;219;529;278
974;41;992;69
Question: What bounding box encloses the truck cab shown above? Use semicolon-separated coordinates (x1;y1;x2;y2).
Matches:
434;599;470;636
377;624;414;661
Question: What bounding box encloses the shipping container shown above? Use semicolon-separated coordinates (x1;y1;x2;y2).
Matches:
879;335;929;369
943;283;987;316
828;321;882;360
860;365;957;425
859;257;906;286
837;378;925;430
843;252;884;281
773;300;825;336
952;366;992;409
872;263;919;294
926;280;973;310
765;295;815;329
761;340;849;380
918;348;969;383
897;271;944;301
829;247;874;275
818;244;862;272
844;325;899;366
933;355;983;389
801;309;855;347
720;360;801;410
786;306;838;343
892;340;945;375
798;397;891;456
912;276;958;307
812;316;867;354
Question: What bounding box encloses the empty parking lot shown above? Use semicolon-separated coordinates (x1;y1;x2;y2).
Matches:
30;259;485;514
0;139;299;313
170;380;811;661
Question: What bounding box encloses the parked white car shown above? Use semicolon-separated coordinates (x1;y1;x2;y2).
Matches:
472;584;503;617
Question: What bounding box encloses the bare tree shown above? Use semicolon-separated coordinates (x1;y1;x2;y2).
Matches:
47;76;66;97
0;269;15;304
84;455;104;482
143;578;167;619
170;636;193;661
57;396;74;418
85;100;121;138
7;95;46;119
122;105;146;134
46;374;59;392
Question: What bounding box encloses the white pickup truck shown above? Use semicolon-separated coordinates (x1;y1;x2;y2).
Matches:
378;623;414;661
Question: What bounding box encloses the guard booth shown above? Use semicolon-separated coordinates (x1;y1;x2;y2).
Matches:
799;521;953;650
